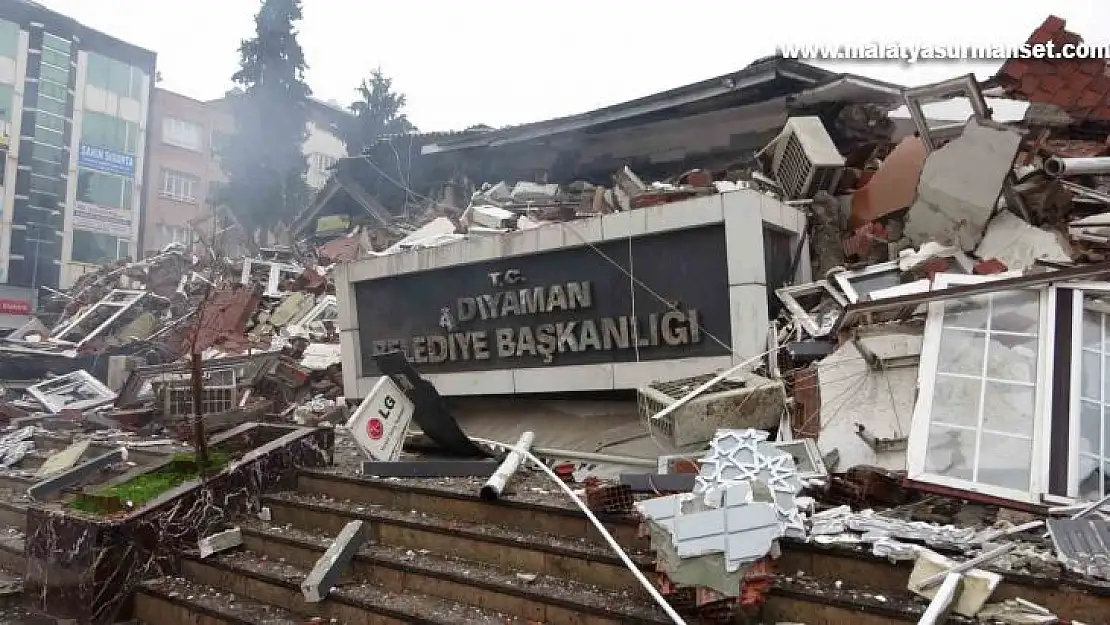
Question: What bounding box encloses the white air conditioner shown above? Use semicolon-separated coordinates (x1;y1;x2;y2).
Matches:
770;116;845;200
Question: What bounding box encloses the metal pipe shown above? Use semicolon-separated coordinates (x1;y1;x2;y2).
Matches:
916;572;963;625
472;436;687;625
916;543;1015;590
1044;156;1110;178
480;431;534;501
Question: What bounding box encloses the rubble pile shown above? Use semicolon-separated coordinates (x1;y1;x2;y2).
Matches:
0;240;344;447
562;16;1110;622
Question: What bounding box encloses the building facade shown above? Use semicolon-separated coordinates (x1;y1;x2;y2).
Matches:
142;92;349;255
141;88;231;254
0;0;154;300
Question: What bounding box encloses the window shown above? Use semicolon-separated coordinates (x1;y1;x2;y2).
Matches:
42;33;71;55
34;123;63;147
40;47;70;73
36;110;64;132
81;112;137;154
71;230;129;265
909;274;1048;503
1076;293;1110;501
77;170;132;209
160;224;191;246
162;117;202;151
0;20;18;59
309;153;337;172
0;83;13;124
38;61;69;86
160;169;198;203
35;96;65;116
210;129;228;159
85;52;143;99
38;80;67;101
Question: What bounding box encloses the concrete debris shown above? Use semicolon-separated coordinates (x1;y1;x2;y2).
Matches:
904;118;1022;251
301;520;366;603
908;548;1001;618
197;527;244;559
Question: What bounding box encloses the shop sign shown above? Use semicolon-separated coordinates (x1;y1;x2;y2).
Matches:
73;201;132;238
78;143;135;177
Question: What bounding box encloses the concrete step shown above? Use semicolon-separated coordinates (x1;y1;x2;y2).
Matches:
240;519;668;624
177;549;526;624
261;490;651;592
136;576;304;625
297;469;642;547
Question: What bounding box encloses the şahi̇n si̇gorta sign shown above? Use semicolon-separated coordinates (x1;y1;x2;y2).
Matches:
354;224;732;375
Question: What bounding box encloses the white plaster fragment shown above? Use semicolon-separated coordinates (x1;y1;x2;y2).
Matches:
975;210;1071;271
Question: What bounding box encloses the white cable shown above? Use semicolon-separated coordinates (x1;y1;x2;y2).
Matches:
471;436;688;625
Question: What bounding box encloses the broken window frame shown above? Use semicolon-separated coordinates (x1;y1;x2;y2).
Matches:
240;259;302;299
28;370;117;414
832;261;901;304
902;74;990;153
907;273;1055;505
775;280;848;337
48;289;146;347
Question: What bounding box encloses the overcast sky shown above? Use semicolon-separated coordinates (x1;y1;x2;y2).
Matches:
37;0;1108;131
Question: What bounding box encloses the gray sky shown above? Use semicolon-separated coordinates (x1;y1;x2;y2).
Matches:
37;0;1108;131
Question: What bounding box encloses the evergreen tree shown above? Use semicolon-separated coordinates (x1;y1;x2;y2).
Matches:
343;68;415;156
218;0;312;239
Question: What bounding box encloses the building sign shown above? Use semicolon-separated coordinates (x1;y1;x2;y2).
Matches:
73;201;132;238
0;299;30;315
77;143;135;177
355;224;732;375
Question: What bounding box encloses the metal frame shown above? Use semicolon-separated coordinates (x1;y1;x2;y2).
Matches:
832;261;900;304
902;74;990;152
907;273;1056;505
28;370;116;413
775;280;849;337
240;259;303;299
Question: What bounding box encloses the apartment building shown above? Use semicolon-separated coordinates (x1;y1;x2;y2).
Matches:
0;0;154;302
143;90;349;255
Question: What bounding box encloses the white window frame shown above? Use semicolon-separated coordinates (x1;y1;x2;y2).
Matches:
907;273;1056;504
1064;282;1110;501
162;117;202;151
160;169;198;203
28;370;116;414
774;280;847;337
49;289;146;348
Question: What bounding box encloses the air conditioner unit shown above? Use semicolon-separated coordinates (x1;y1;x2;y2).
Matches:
770;116;845;200
637;373;785;447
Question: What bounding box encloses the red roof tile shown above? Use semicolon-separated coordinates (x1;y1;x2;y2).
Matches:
996;16;1110;121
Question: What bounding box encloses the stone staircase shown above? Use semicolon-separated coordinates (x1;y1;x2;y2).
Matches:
131;469;983;625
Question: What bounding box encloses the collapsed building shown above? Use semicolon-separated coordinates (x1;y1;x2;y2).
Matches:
0;14;1106;625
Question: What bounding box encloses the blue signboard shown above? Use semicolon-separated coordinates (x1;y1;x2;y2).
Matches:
77;143;135;177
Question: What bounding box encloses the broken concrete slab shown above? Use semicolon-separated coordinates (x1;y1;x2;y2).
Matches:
35;439;91;477
976;210;1071;272
908;548;1001;617
28;446;126;500
361;459;498;478
904;118;1022;252
302;520;366;602
198;527;244;559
